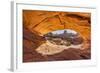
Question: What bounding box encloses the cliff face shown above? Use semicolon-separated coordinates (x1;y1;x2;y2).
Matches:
23;10;91;62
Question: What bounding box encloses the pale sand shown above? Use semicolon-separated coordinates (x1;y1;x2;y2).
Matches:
36;40;83;55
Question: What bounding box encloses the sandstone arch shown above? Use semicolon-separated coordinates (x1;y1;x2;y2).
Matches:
23;10;91;62
23;10;91;41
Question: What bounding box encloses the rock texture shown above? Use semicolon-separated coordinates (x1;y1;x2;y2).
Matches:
23;10;91;62
23;10;91;40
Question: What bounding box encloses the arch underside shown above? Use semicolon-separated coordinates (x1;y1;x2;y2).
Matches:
23;10;91;40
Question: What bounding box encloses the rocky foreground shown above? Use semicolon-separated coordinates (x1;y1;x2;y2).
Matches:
23;28;91;62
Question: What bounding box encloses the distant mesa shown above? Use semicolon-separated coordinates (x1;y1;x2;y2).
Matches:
44;29;84;45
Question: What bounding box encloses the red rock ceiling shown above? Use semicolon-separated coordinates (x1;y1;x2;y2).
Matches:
23;10;91;40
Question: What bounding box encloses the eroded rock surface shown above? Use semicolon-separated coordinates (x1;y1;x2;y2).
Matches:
23;10;91;62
